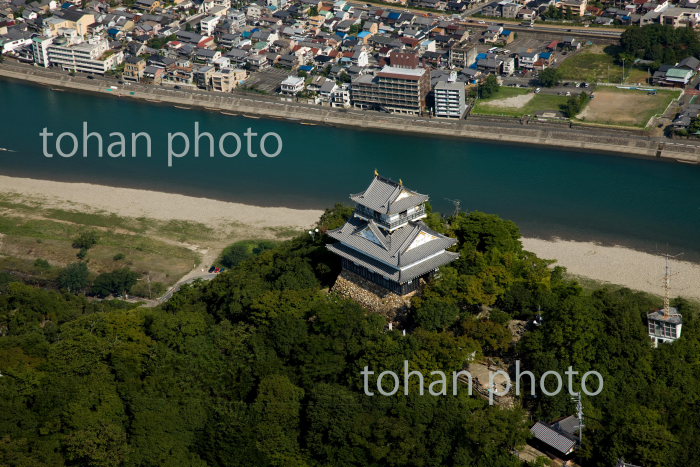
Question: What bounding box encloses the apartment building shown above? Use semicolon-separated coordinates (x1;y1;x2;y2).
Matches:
352;65;431;115
32;35;54;67
449;41;477;69
47;37;124;75
434;81;466;119
200;15;221;36
211;68;246;92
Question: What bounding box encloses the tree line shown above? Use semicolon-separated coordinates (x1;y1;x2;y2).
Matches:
0;205;697;466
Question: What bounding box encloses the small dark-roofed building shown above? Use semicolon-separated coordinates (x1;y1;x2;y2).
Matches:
530;421;577;458
678;56;700;71
58;8;90;22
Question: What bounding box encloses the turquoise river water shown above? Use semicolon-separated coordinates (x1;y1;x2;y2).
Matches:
1;79;699;258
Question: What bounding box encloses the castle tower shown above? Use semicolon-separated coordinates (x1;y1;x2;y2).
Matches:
326;173;459;307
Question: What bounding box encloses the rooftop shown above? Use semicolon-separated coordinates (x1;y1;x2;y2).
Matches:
530;422;577;456
647;307;682;324
350;174;429;215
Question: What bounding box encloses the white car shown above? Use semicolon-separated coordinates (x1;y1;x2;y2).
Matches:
535;88;541;93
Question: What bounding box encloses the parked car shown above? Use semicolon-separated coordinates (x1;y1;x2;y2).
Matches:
535;88;541;93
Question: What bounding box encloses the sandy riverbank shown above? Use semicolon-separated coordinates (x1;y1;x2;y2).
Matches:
0;175;697;300
0;175;323;229
523;237;700;301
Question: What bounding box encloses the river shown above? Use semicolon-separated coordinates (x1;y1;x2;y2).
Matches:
1;79;699;258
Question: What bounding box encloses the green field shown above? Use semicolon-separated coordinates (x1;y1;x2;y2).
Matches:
473;87;571;117
557;45;650;84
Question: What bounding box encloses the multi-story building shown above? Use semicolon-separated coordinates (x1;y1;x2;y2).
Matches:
449;40;477;69
47;37;124;75
327;174;459;296
434;81;466;119
200;15;221;36
351;65;431;115
43;10;95;37
331;83;351;108
211;68;246;92
280;75;305;94
557;0;587;16
194;64;215;89
32;36;54;67
227;10;246;29
123;56;146;82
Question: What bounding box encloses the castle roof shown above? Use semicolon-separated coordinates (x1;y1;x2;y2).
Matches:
350;174;429;215
328;215;456;268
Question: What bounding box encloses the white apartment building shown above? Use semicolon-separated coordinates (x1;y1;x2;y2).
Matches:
32;36;55;67
227;10;246;29
47;37;124;75
434;81;466;119
200;15;221;36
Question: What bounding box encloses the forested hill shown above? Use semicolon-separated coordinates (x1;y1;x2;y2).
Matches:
1;207;698;467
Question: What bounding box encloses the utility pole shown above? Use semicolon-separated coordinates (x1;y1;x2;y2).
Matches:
445;198;462;218
621;59;625;84
573;391;584;445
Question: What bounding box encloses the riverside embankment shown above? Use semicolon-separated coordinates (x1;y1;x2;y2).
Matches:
2;61;699;163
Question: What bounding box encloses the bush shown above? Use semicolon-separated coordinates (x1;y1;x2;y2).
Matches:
218;240;277;269
58;262;89;293
34;258;51;269
91;268;139;298
561;91;590;118
538;68;561;87
113;253;126;261
72;231;99;250
479;74;500;99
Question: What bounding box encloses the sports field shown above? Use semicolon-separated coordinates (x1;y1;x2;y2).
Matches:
576;87;680;127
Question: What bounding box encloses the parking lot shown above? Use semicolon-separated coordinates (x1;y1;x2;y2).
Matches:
243;67;289;93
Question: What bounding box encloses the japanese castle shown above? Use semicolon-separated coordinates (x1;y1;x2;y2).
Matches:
327;173;459;296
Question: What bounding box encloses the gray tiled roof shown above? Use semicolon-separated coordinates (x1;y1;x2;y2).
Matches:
552;415;580;437
328;215;457;268
350;175;429;215
530;422;577;455
327;242;458;283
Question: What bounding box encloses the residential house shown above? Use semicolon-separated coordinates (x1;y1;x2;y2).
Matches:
123;55;146;81
280;75;305;94
518;51;539;69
